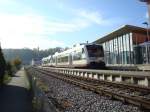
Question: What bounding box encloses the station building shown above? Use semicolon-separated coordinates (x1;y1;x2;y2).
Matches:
94;25;150;68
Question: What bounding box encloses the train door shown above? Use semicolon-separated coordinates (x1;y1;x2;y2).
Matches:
83;46;90;63
69;53;72;67
55;57;57;66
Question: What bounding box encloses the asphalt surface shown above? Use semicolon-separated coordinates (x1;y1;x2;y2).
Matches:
0;69;32;112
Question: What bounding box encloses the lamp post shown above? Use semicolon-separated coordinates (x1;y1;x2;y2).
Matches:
140;0;150;22
140;0;150;41
142;22;149;64
143;22;149;41
140;0;150;63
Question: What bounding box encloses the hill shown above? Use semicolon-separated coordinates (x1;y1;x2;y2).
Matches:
2;47;62;65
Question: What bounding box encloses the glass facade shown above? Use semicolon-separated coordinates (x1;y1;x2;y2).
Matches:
134;42;150;64
98;25;150;65
102;33;134;65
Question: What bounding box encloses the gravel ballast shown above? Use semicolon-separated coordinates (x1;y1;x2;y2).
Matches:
32;70;144;112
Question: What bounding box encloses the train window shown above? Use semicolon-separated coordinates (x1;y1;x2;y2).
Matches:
82;48;85;53
53;58;55;63
60;56;68;62
73;52;82;60
86;45;104;57
57;57;61;63
82;53;86;59
82;48;86;59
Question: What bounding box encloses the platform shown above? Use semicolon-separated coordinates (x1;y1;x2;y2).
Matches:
107;64;150;71
0;68;32;112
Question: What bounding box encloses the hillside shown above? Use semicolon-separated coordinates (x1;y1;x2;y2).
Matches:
2;47;62;65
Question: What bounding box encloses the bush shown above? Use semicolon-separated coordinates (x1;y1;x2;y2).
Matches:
11;57;22;70
6;62;13;76
0;46;6;84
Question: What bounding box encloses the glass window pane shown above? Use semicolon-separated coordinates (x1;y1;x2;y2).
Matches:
110;40;112;64
126;34;130;64
114;38;118;64
120;35;124;64
123;35;127;64
105;42;109;64
118;36;121;64
107;41;110;64
129;33;133;64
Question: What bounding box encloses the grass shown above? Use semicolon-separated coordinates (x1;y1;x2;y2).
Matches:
32;96;42;112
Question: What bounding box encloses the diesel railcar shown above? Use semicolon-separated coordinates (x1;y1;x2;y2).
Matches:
42;43;105;69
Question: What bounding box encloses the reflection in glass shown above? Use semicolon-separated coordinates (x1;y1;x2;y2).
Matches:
102;33;134;65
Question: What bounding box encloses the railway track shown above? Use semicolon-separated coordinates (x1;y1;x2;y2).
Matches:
58;72;150;93
32;67;150;110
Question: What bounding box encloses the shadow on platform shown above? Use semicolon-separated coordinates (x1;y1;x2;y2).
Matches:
0;85;32;112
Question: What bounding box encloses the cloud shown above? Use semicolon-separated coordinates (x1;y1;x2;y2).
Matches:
0;0;125;49
0;12;90;35
0;10;123;49
0;12;90;49
1;34;65;50
47;19;89;34
0;13;68;49
78;10;104;24
75;9;124;26
0;0;85;49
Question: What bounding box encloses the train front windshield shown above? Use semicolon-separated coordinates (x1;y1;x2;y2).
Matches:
86;45;104;57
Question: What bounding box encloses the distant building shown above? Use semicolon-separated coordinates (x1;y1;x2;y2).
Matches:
94;25;150;66
31;58;41;66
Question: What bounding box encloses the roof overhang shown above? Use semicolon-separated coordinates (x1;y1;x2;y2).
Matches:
139;0;150;4
94;25;149;44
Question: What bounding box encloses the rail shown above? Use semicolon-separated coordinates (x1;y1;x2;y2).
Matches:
33;67;150;110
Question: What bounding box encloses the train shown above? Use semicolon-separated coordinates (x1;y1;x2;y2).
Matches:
42;43;105;69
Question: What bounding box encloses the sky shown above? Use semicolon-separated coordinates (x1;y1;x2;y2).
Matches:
0;0;148;49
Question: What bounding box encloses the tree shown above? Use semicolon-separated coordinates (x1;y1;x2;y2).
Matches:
12;57;22;70
6;62;12;76
0;46;6;84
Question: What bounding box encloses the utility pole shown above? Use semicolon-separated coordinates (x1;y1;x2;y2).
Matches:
143;22;149;41
140;0;150;64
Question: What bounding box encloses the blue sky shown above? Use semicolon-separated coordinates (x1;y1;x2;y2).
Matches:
0;0;148;49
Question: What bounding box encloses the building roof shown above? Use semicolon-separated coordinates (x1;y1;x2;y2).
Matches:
94;25;148;44
139;0;150;2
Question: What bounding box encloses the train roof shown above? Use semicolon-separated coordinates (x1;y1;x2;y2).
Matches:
53;43;102;56
94;25;149;44
42;43;103;59
42;55;51;60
